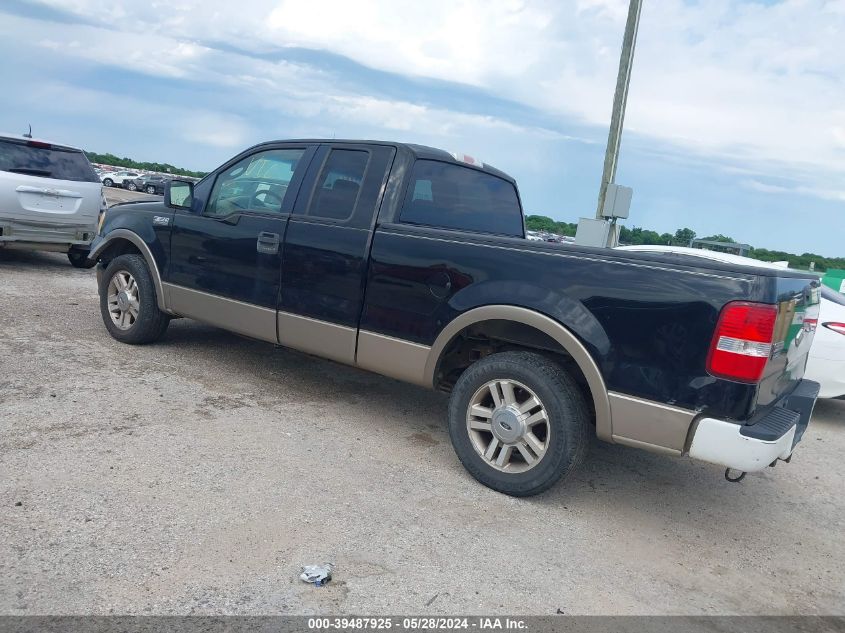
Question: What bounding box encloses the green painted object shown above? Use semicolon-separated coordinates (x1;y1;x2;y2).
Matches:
822;269;845;293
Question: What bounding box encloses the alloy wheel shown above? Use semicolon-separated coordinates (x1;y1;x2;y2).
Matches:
465;379;551;473
107;270;140;330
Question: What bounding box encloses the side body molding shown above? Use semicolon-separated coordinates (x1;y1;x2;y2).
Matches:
90;229;170;314
424;305;612;442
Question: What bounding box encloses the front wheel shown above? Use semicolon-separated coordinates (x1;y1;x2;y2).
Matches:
102;178;113;187
146;185;156;194
126;181;137;191
99;254;170;344
448;350;589;496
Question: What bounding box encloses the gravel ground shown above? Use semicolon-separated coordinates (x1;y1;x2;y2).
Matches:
103;188;160;205
1;248;843;616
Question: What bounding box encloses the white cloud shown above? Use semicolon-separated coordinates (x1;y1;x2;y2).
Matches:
266;0;556;87
180;113;251;148
36;24;211;78
15;0;845;194
3;10;574;154
744;179;845;203
13;78;254;153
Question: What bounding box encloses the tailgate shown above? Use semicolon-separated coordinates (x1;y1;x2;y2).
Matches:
0;171;101;228
756;277;821;408
0;137;102;232
11;178;101;222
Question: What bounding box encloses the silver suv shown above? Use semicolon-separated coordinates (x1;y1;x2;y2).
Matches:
0;133;104;267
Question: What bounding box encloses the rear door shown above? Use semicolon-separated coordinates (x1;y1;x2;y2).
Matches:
278;143;395;363
166;144;316;342
0;137;102;242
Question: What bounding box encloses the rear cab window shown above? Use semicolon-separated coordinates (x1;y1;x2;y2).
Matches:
0;137;99;183
399;159;524;237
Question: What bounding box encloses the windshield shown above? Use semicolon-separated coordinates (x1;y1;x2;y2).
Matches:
0;138;99;183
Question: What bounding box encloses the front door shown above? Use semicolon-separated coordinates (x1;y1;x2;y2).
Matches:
166;144;316;342
278;144;395;362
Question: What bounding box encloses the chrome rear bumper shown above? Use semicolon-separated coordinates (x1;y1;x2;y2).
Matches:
689;379;820;472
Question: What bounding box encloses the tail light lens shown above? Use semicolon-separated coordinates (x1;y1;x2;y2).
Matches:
707;301;778;383
823;322;845;336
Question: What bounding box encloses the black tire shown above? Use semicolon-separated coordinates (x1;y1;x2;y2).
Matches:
68;251;95;269
102;178;113;187
99;254;170;344
146;185;156;195
448;350;589;497
126;181;137;192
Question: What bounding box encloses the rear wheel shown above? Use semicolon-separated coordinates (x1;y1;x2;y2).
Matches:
126;181;137;192
447;350;589;496
146;185;156;194
99;254;169;344
102;178;113;187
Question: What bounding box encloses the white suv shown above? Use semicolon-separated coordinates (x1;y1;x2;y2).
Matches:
0;133;104;267
101;170;141;188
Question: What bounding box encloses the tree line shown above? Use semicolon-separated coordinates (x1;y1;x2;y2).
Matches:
525;215;844;273
85;151;207;179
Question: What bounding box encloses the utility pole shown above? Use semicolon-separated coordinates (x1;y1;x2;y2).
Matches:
594;0;643;243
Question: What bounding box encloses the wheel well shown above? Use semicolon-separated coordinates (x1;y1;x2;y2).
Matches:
97;238;142;266
433;319;596;422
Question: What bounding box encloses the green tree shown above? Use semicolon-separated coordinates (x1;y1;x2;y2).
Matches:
674;227;696;245
524;215;577;237
510;215;844;270
84;151;207;178
699;234;736;243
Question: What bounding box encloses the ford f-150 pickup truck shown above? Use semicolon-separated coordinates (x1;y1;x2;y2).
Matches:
88;139;821;496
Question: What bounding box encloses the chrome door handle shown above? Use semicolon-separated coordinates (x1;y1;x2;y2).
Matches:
256;232;280;255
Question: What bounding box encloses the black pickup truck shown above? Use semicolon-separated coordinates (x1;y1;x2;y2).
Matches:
88;139;821;496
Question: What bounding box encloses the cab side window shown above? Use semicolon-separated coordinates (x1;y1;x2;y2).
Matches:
307;149;370;221
206;149;305;218
399;159;524;237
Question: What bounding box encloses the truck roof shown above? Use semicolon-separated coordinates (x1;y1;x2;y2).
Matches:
246;139;515;182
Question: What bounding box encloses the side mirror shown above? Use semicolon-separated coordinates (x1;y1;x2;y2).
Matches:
165;180;194;209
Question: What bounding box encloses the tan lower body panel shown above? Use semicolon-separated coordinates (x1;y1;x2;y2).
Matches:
608;392;698;454
356;331;431;387
161;284;413;375
277;311;357;365
162;283;277;343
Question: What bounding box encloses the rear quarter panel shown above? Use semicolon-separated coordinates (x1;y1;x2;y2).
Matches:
363;224;813;420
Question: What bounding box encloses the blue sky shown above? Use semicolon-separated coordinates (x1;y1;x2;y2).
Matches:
1;0;843;256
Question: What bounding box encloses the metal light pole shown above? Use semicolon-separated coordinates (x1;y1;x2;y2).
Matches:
595;0;643;243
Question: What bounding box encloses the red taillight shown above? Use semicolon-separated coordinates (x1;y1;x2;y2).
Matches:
707;301;778;383
823;322;845;336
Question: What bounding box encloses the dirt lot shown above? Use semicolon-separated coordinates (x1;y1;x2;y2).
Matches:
1;246;844;615
103;187;160;205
